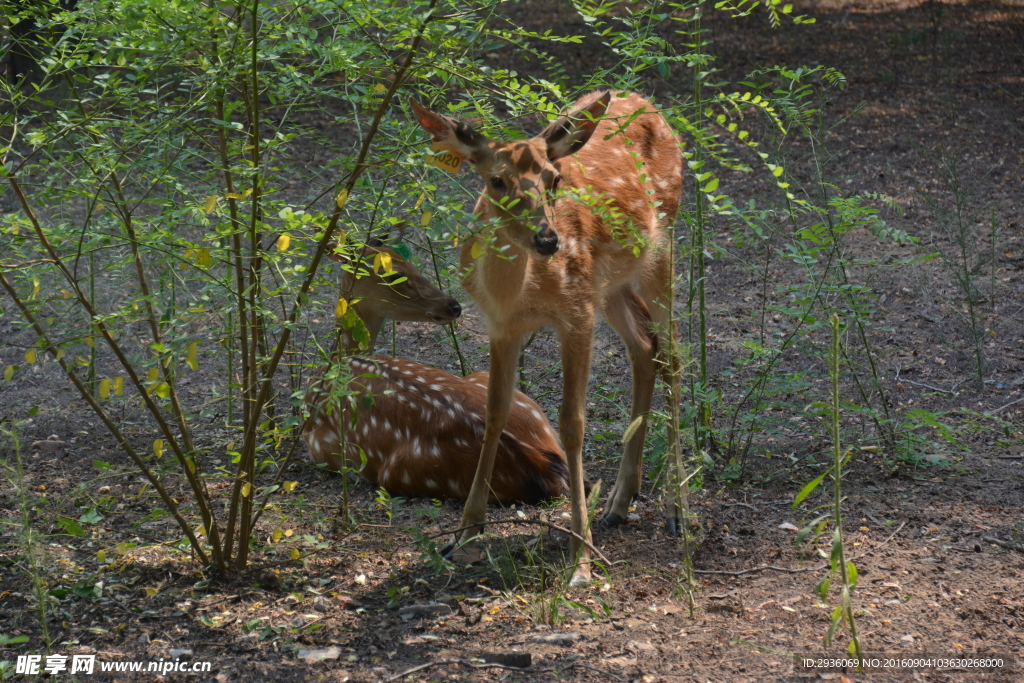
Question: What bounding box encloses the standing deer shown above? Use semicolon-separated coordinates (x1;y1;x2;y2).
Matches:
412;90;683;585
302;242;575;503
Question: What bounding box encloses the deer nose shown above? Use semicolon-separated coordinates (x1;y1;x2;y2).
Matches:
534;226;559;256
447;298;462;318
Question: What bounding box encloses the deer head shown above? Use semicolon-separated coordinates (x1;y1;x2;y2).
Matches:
328;241;461;351
410;93;611;258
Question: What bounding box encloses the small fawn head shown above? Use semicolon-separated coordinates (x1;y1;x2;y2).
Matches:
329;241;461;349
411;93;611;258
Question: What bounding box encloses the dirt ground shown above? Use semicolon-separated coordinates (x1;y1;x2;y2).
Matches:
2;0;1024;681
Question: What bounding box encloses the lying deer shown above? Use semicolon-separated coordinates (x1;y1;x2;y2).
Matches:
302;242;573;503
412;91;683;585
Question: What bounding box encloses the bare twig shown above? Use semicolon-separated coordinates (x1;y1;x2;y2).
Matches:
386;658;626;682
982;536;1024;552
894;367;959;396
433;517;613;568
991;396;1024;414
694;522;906;576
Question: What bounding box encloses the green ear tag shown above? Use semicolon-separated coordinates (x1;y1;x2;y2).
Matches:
392;242;413;260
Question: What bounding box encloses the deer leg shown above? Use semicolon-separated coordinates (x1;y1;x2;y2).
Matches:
557;326;595;587
599;287;657;528
445;335;521;560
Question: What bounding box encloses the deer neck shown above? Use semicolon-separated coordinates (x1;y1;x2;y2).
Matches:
462;215;531;316
340;302;385;355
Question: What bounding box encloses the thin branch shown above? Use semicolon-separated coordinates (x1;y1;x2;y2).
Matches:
433;518;613;568
386;659;626;683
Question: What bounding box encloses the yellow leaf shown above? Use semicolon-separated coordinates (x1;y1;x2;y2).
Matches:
145;587;159;597
283;481;298;492
24;348;36;364
113;377;124;395
471;240;484;259
4;365;14;382
97;550;107;564
291;548;300;560
61;288;74;299
55;349;64;361
373;251;393;274
186;457;196;474
414;193;426;210
335;298;348;318
373;83;386;93
186;342;199;371
196;524;206;537
335;189;349;209
153;382;170;399
272;528;282;543
203;195;219;215
99;378;111;399
197;248;211;267
420;211;432;227
30;277;40;299
153;439;164;458
147;367;159;382
115;542;128;555
284;529;294;538
241;482;252;497
84;336;94;347
276;233;291;251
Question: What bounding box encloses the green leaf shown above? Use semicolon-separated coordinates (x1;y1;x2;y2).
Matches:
57;517;87;537
79;509;103;524
792;471;827;508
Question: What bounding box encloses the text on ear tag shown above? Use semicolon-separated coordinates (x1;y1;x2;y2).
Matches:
428;143;464;173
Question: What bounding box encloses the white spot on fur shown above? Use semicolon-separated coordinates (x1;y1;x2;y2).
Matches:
531;409;542;421
402;471;411;486
424;478;437;490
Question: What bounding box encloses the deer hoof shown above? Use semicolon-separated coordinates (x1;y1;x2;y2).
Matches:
568;569;591;588
598;511;626;528
450;544;486;565
440;539;457;558
665;516;680;537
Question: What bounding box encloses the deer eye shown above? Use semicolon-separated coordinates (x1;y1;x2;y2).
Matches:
490;176;506;191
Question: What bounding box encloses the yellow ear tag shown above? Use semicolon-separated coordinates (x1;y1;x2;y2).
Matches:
428;142;464;173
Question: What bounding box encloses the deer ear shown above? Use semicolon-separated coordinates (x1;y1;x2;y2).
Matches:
538;91;611;161
410;100;488;164
325;241;348;263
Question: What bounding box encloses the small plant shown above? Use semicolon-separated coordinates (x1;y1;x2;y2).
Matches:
918;146;996;390
374;487;405;525
0;426;51;651
793;316;863;660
